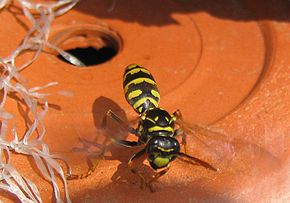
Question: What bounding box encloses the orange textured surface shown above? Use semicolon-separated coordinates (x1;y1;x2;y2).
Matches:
0;0;289;202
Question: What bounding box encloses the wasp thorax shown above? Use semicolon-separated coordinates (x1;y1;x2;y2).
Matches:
145;108;174;127
137;108;176;141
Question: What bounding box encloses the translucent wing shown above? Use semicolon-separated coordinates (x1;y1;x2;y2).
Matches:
175;117;240;170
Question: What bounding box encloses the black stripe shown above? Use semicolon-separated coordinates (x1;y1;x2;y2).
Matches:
135;99;156;114
125;82;159;104
124;74;154;88
123;65;142;76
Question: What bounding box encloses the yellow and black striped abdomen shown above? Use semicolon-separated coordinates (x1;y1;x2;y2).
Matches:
123;64;160;114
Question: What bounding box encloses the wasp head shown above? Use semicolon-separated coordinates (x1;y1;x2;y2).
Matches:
146;136;180;170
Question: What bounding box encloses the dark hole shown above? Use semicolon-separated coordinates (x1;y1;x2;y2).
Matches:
57;46;117;67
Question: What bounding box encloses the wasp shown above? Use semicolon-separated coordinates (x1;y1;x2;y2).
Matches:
104;64;217;191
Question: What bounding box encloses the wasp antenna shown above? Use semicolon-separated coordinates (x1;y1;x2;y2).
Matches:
177;152;217;171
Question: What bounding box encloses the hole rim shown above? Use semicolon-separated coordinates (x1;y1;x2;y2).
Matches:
48;23;123;67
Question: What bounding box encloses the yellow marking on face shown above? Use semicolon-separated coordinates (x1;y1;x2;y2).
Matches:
124;78;156;92
138;106;143;113
151;89;160;99
153;156;170;167
128;89;143;100
154;116;159;121
165;117;169;122
133;97;158;110
157;147;174;152
127;64;138;70
124;67;150;79
148;126;174;133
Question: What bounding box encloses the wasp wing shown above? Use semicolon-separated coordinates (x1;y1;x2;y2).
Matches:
176;118;243;170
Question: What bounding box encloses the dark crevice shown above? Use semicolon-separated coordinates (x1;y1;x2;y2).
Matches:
57;46;117;67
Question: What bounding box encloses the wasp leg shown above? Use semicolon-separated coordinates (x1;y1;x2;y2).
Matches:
104;110;143;147
128;148;147;189
104;110;137;134
172;109;183;120
67;149;105;180
173;110;188;153
146;165;170;192
173;128;188;154
111;138;143;148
